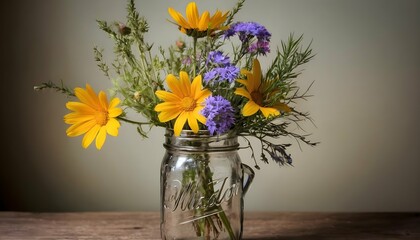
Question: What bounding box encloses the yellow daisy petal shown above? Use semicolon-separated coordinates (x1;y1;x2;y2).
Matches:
193;107;207;124
191;75;202;99
234;88;252;100
166;74;184;97
236;79;249;88
81;124;101;149
198;11;210;31
242;101;260;116
260;107;280;118
195;89;211;103
158;109;180;122
74;87;98;109
186;2;199;28
64;113;94;124
154;102;180;112
168;7;190;29
109;97;121;109
95;126;107;150
106;118;120;136
66;119;97;137
155;90;181;102
187;112;199;133
179;71;191;97
174;111;188;136
98;91;109;110
108;107;123;118
66;102;95;114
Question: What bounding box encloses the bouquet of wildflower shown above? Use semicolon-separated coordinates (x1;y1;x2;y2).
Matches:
35;0;317;238
35;0;316;166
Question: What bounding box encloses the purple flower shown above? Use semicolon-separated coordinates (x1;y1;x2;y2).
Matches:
204;51;239;84
202;96;235;135
203;66;239;84
224;22;271;55
207;51;231;66
249;40;270;55
225;22;271;41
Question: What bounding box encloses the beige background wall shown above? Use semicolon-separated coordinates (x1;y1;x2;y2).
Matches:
2;0;420;212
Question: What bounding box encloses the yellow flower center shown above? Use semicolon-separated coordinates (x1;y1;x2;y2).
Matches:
181;97;196;111
95;110;109;126
251;91;264;106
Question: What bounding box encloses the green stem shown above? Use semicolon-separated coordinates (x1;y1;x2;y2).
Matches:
199;158;236;240
117;116;150;125
218;210;236;240
193;37;197;77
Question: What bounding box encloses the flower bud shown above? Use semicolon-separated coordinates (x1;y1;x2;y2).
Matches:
134;91;141;101
175;40;185;49
117;23;131;35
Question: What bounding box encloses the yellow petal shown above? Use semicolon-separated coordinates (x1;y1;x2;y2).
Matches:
187;112;199;133
108;108;123;118
109;97;121;109
166;74;184;97
209;10;228;29
179;71;191;97
240;69;251;75
236;79;249;88
66;119;97;137
260;107;280;118
158;109;180;122
242;101;260;116
195;89;211;104
98;91;108;110
193;106;206;125
66;102;95;114
74;87;98;109
95;126;107;150
198;11;209;31
168;7;190;29
234;88;252;100
174;111;188;136
186;2;199;28
154;102;180;112
106;118;120;136
64;112;94;124
85;84;101;109
155;90;181;102
81;124;100;148
191;75;202;99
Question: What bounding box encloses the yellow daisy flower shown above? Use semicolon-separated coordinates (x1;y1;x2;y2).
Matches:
235;59;291;118
168;2;229;38
64;84;123;150
154;71;211;136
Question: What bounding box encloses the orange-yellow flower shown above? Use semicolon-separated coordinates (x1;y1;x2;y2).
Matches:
64;84;123;150
235;59;291;118
168;2;229;37
154;71;211;136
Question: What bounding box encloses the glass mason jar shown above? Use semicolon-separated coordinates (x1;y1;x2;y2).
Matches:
160;129;255;240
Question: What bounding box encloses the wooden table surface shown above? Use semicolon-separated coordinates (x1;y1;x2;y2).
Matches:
0;212;419;239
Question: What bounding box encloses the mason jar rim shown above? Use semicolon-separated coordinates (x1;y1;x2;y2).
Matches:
163;128;239;152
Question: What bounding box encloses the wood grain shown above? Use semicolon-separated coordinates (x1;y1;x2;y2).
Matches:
0;212;419;239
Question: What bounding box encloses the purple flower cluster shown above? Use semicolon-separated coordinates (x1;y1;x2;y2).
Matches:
201;96;235;135
224;22;271;55
207;51;231;65
203;51;239;84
